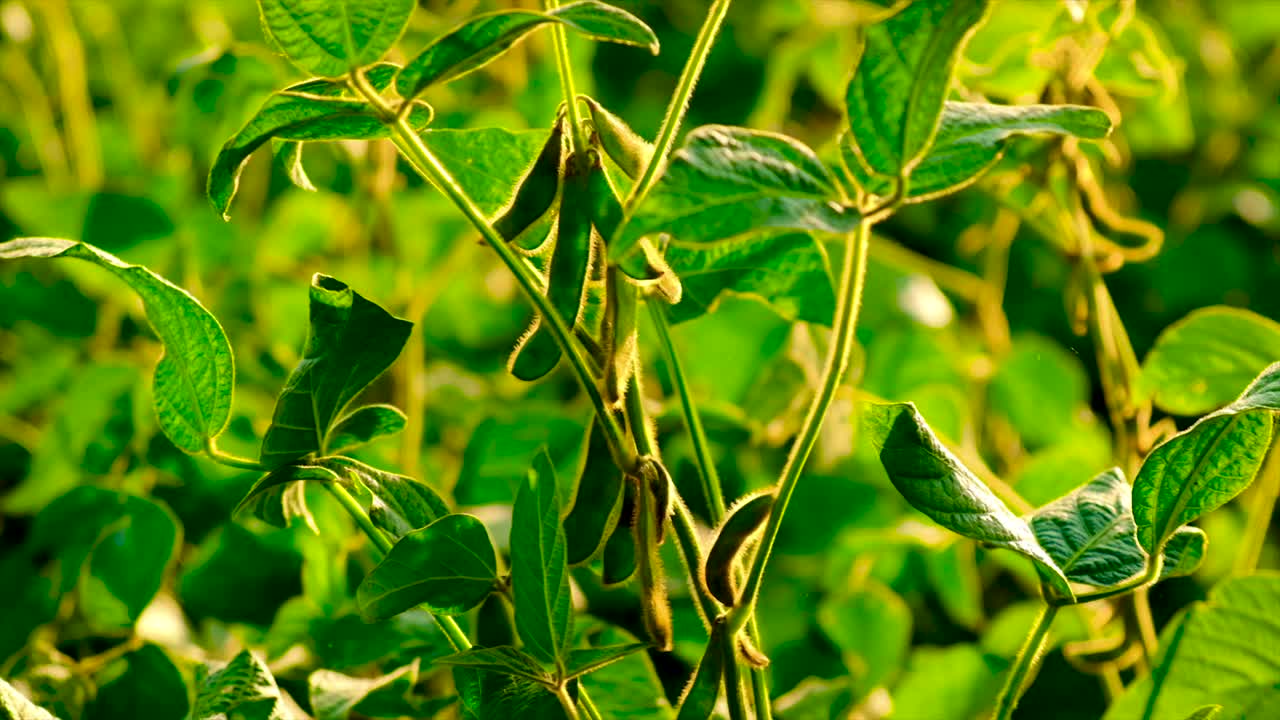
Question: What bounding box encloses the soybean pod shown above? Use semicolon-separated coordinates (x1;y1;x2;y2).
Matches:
492;114;565;251
582;95;653;180
508;151;597;381
587;160;683;302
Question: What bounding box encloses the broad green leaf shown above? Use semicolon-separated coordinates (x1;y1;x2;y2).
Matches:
456;410;585;506
843;0;989;186
29;487;180;633
615;125;860;261
0;238;233;455
260;274;413;467
568;626;670;719
564;419;627;566
890;644;1002;720
258;0;415;77
771;677;854;720
327;457;449;539
326;404;407;454
87;645;189;720
396;1;658;100
1030;468;1205;590
452;668;564;720
665;231;836;326
816;581;912;699
703;490;774;607
357;514;498;620
511;451;573;667
179;524;303;626
564;643;650;680
209;66;433;219
308;661;419;720
988;333;1091;448
1103;574;1280;720
191;649;285;720
675;623;726;720
1141;307;1280;416
421;128;550;218
602;500;638;585
862;402;1073;600
0;677;59;720
1133;362;1280;554
841;102;1111;200
432;646;550;684
234;464;341;531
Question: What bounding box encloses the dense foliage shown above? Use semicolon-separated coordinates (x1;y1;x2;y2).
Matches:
1;1;1279;719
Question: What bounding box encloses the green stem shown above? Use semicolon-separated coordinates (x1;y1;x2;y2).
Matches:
1236;438;1280;575
579;686;604;720
649;303;726;521
205;443;268;472
670;495;722;628
731;218;872;633
623;0;732;212
322;482;472;652
545;0;590;152
555;684;582;720
1058;554;1163;607
723;639;750;720
992;605;1059;720
349;70;637;474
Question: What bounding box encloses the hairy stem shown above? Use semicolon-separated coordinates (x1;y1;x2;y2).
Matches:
1237;439;1280;575
732;218;872;633
623;0;732;212
349;70;637;474
545;0;590;152
555;684;582;720
992;604;1059;720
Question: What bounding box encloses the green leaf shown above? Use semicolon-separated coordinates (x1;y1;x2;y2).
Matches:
1133;362;1280;554
665;231;836;325
191;649;286;720
308;661;420;720
0;677;59;720
258;0;416;77
564;419;627;566
261;274;413;467
564;643;650;680
771;677;854;720
328;456;449;540
816;581;912;699
862;402;1073;600
29;487;180;633
1141;307;1280;416
234;464;341;531
326;404;407;454
1103;574;1280;720
511;450;573;668
420;128;551;218
396;1;658;100
843;0;989;187
357;514;498;620
841;102;1111;200
0;238;233;455
616;125;860;261
274;139;318;193
209;66;433;219
1161;527;1207;579
87;644;189;720
988;333;1092;449
890;644;1002;720
674;623;725;720
703;490;774;607
432;646;550;685
1181;707;1223;720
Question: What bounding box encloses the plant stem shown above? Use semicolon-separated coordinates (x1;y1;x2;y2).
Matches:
579;686;604;720
732;218;872;633
623;0;732;212
555;684;582;720
650;303;727;521
1238;438;1280;574
992;604;1059;720
349;71;637;474
322;482;473;652
545;0;590;153
205;443;268;472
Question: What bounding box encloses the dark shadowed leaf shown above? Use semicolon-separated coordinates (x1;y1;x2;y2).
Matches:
616;126;859;261
86;645;189;720
564;643;649;680
842;102;1111;201
1103;574;1280;720
327;404;407;454
674;622;725;720
862;402;1072;600
258;0;416;77
511;451;573;667
260;274;413;467
234;464;341;531
0;238;233;455
396;1;657;100
1141;307;1280;416
357;514;498;619
665;232;836;326
816;581;912;700
432;646;550;684
326;456;450;539
1133;362;1280;554
564;419;627;566
843;0;989;188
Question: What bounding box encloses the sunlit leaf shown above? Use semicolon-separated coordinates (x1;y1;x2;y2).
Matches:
326;404;407;454
510;451;573;667
308;660;420;720
258;0;416;77
0;676;59;720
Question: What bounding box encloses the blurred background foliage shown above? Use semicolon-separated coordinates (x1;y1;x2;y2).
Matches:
0;0;1278;718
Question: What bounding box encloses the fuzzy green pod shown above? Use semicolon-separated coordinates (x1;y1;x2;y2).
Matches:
586;162;666;284
635;458;673;650
493;115;566;250
675;621;726;720
508;151;598;381
703;490;775;608
582;95;653;180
